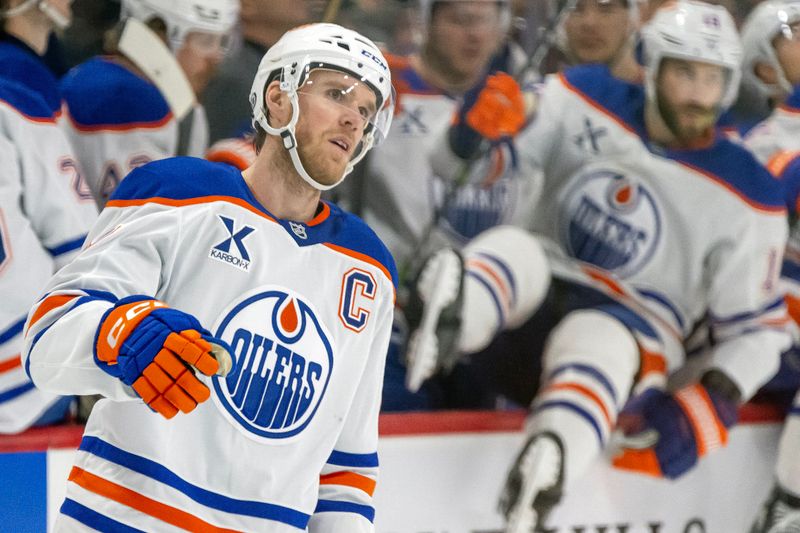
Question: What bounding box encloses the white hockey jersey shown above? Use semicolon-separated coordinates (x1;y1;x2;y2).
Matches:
514;65;789;399
0;80;97;433
359;54;538;279
23;157;396;532
60;57;209;208
744;86;800;324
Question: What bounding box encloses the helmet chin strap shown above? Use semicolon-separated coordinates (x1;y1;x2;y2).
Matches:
259;90;357;192
1;0;70;30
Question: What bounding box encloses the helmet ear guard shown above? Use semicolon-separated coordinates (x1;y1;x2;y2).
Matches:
249;23;395;191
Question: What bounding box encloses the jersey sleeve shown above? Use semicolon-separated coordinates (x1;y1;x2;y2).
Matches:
22;197;180;400
12;104;97;268
307;286;393;533
705;204;792;400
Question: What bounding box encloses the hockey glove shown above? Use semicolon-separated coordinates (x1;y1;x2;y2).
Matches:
95;296;232;419
612;383;738;479
450;72;526;160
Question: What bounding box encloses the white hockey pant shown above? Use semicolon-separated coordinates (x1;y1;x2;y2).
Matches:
458;226;550;354
527;309;639;484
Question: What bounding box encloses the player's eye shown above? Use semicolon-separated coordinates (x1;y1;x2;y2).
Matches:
326;88;346;102
358;106;371;120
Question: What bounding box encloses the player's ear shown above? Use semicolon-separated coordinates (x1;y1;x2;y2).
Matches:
264;80;291;129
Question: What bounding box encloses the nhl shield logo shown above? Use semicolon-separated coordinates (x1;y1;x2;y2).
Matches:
211;286;333;440
558;165;661;278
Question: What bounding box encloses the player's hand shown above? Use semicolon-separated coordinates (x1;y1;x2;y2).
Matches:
95;296;232;419
612;384;738;479
450;72;527;160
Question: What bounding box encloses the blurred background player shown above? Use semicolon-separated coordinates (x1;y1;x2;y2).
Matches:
0;0;97;433
548;0;643;82
344;0;536;410
60;0;239;207
741;2;800;530
405;1;791;530
23;22;396;531
202;0;325;143
0;0;73;115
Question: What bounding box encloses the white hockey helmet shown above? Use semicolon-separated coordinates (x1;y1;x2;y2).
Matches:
741;1;800;102
120;0;239;54
249;23;395;191
640;0;742;110
418;0;512;35
0;0;71;29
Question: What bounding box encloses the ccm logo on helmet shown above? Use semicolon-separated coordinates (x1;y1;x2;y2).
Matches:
361;49;387;72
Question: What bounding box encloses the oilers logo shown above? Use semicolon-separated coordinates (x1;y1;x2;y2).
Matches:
559;166;661;278
430;152;516;242
211;286;333;440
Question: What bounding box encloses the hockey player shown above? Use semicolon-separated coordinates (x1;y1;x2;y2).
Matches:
59;0;239;208
0;0;72;116
407;1;791;530
348;0;534;410
739;2;800;530
0;0;98;434
23;22;396;531
554;0;643;82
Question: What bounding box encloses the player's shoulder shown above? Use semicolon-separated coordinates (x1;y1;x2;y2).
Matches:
556;64;645;123
0;77;56;122
326;203;399;289
0;41;60;115
676;137;785;212
109;157;244;203
61;56;171;128
385;52;441;97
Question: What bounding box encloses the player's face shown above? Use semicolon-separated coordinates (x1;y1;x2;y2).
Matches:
655;58;726;141
426;1;506;81
774;21;800;87
294;70;378;187
175;31;229;96
563;0;632;65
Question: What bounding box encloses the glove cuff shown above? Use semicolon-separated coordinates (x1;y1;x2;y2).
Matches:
94;296;167;376
674;383;732;457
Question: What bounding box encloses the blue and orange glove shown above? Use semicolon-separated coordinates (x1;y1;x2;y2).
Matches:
612;383;738;479
95;296;232;419
450;72;527;160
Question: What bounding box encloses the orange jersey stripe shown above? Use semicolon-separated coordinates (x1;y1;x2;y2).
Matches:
547;382;613;427
638;348;667;379
323;242;393;288
28;295;79;330
559;72;637;137
467;258;511;308
0;354;21;374
67;110;174;132
68;467;242;533
106;196;394;288
319;471;377;497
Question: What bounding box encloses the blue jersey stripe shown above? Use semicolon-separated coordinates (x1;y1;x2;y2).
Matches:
326;450;379;468
0;381;35;404
314;499;375;522
79;436;311;528
533;400;605;445
549;363;618;405
60;498;146;533
466;270;506;329
0;317;26;345
46;235;86;258
710;297;785;325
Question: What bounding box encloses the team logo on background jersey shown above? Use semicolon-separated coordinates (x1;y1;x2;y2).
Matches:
211;286;333;440
558;166;661;278
210;215;255;271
